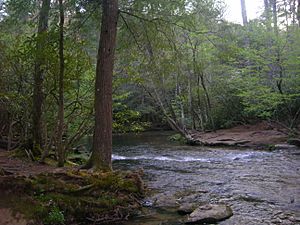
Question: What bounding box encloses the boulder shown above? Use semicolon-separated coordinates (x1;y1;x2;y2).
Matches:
185;204;233;224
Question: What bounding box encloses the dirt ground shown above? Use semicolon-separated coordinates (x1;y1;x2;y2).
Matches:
0;151;65;225
0;151;61;176
0;208;29;225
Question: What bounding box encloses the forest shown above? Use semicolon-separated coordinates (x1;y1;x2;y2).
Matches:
0;0;300;224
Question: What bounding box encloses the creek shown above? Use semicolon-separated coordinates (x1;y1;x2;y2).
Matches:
109;132;300;224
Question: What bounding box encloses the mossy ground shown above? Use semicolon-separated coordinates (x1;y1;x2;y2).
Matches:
0;170;145;224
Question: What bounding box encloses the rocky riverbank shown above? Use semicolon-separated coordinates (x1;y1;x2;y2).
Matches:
110;132;300;225
188;121;299;149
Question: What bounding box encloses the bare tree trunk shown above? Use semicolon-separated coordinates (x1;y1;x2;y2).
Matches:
264;0;272;29
297;0;300;26
32;0;51;153
199;71;215;130
7;120;15;151
86;0;118;171
57;0;65;167
240;0;250;47
179;86;185;130
271;0;283;94
240;0;248;26
187;70;195;129
290;0;296;25
175;74;185;129
283;0;289;30
264;0;275;84
272;0;278;35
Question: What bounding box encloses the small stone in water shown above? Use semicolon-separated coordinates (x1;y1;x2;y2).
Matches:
177;203;198;215
185;204;233;224
143;200;153;207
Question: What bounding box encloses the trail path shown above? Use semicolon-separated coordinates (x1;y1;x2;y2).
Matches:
0;150;58;176
0;150;64;225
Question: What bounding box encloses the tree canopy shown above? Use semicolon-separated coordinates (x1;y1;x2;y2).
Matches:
0;0;299;165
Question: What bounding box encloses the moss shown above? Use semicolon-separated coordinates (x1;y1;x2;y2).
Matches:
31;174;80;193
168;133;186;143
265;144;276;151
44;157;59;167
32;144;42;157
1;169;145;224
10;148;31;160
44;207;65;225
67;153;88;165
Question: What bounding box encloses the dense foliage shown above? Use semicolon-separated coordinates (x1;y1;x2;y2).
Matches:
0;0;299;158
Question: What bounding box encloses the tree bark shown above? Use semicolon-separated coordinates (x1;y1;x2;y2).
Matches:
32;0;51;152
264;0;272;30
87;0;118;171
240;0;250;47
57;0;65;167
272;0;278;35
297;0;300;26
240;0;248;26
187;69;195;129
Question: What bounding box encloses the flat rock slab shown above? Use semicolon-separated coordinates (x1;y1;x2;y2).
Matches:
274;144;297;150
185;204;233;224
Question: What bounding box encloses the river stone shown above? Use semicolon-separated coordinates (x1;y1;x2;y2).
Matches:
274;144;296;150
153;193;179;208
185;204;233;224
178;203;198;215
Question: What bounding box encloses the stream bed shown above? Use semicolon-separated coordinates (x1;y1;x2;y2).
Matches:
110;132;300;225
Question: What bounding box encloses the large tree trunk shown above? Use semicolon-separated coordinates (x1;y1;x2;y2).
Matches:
57;0;65;167
32;0;51;152
87;0;118;171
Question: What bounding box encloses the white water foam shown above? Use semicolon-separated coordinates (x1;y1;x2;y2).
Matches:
112;151;271;163
112;154;211;162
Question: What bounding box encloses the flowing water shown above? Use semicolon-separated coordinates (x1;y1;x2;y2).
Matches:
110;132;300;225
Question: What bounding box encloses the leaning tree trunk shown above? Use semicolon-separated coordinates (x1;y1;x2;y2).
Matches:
32;0;51;153
86;0;118;171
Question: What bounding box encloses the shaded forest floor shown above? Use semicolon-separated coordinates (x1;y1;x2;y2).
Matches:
0;150;144;225
0;150;62;225
190;121;297;148
0;151;63;176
